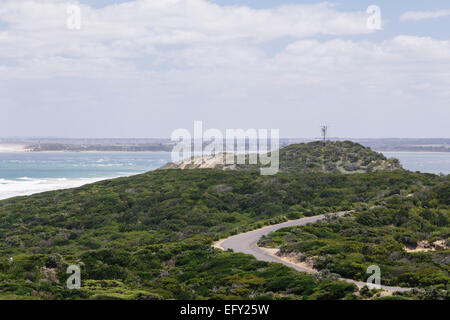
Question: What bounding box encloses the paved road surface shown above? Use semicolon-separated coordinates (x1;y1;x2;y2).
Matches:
215;212;411;292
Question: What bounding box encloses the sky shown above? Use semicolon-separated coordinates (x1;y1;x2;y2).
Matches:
0;0;449;138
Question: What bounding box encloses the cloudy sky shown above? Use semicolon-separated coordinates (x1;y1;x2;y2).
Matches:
0;0;449;138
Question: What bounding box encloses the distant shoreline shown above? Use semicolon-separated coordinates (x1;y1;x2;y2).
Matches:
379;150;450;154
0;144;172;154
4;149;450;154
0;142;449;153
0;150;172;154
2;149;450;154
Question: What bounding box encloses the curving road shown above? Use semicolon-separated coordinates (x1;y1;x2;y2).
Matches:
214;212;411;292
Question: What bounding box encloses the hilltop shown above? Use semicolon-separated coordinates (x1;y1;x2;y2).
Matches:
277;141;402;173
162;141;403;174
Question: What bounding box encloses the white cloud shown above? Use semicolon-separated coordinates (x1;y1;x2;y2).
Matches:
271;36;450;95
0;0;374;78
0;1;449;137
400;9;450;21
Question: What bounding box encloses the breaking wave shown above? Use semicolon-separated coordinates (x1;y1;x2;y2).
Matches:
0;177;110;200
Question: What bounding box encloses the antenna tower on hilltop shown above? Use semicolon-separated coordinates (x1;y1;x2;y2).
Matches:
321;125;328;145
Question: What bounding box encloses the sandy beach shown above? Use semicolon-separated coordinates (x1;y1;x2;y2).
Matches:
0;144;28;152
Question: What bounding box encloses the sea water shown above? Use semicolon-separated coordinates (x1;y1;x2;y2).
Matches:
382;152;450;175
0;152;172;200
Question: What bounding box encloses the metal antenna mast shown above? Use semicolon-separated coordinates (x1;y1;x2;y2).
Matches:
321;125;328;145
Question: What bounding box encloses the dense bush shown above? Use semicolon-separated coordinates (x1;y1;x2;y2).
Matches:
260;188;449;291
0;166;447;299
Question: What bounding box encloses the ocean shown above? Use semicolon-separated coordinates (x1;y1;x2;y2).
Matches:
0;152;172;200
0;151;448;200
382;152;450;175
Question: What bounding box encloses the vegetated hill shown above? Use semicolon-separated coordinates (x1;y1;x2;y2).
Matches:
278;141;402;173
162;141;403;174
0;167;447;300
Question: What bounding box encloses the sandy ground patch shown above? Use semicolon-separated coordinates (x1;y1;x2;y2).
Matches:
259;248;318;273
404;239;448;253
0;144;28;152
212;238;227;250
